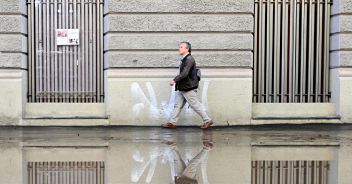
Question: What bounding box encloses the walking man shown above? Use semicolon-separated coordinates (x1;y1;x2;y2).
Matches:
163;42;214;129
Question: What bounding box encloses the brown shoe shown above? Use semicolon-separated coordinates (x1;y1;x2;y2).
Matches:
162;122;177;129
200;120;214;129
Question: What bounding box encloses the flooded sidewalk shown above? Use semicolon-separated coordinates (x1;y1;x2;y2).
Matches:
0;125;352;184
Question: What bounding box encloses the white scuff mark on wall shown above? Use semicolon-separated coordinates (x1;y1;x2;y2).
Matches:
130;81;210;119
131;82;161;118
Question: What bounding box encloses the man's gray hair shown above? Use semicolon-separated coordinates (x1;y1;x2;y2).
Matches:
179;41;192;54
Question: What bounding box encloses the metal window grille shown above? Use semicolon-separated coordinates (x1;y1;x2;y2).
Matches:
27;161;105;184
251;161;329;184
27;0;104;103
253;0;332;103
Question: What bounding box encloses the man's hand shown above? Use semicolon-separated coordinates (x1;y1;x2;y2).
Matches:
169;80;175;86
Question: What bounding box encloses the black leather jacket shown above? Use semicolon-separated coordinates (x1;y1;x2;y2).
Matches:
174;54;199;91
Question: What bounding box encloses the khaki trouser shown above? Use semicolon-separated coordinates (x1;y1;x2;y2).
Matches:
169;89;211;124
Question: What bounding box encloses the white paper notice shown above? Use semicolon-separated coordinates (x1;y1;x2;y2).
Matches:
56;29;79;45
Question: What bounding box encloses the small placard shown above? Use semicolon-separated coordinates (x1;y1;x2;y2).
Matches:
56;29;79;45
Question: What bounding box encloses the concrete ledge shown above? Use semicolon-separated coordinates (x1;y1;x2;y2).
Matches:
105;51;253;68
332;0;352;15
0;69;23;79
25;103;106;117
330;33;352;51
107;68;252;78
105;14;253;32
331;14;352;34
339;67;352;77
252;103;338;118
0;52;27;68
104;33;253;51
106;0;253;14
251;119;342;125
330;50;352;67
0;0;26;15
20;118;109;126
252;147;337;160
0;15;26;34
24;148;106;161
0;34;27;52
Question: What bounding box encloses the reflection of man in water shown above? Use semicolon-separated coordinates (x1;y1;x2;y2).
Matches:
164;132;213;184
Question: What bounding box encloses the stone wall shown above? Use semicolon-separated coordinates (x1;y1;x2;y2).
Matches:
0;0;27;125
330;0;352;123
104;0;254;125
103;0;253;69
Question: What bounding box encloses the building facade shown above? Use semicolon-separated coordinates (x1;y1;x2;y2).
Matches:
0;0;351;126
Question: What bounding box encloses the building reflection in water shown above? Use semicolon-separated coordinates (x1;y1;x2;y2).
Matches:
0;126;350;184
131;131;213;184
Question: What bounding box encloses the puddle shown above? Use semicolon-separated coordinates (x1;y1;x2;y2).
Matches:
0;125;351;183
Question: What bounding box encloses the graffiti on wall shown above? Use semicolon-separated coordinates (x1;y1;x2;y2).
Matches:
130;79;210;119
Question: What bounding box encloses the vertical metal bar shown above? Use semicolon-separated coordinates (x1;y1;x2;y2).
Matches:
28;1;32;102
28;162;33;184
64;0;69;102
92;162;96;184
253;1;258;102
270;0;274;102
315;0;321;102
67;162;70;184
261;0;266;102
89;162;94;184
308;0;315;102
101;162;105;184
266;0;272;102
85;162;88;184
40;162;43;184
92;1;97;102
56;162;58;184
300;0;307;102
324;0;331;102
282;0;289;102
100;0;104;102
86;162;90;184
58;0;63;102
77;0;82;103
73;0;77;103
50;162;53;184
69;0;73;103
89;0;93;103
97;162;100;184
33;162;37;184
252;161;255;184
294;0;300;102
62;0;66;102
81;0;86;103
288;0;295;103
96;0;101;103
36;0;41;102
45;0;49;103
53;0;58;103
74;162;78;184
78;162;80;184
274;0;281;102
46;162;49;184
84;0;89;102
49;0;53;102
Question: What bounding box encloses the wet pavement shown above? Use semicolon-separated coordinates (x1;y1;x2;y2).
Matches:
1;124;352;184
